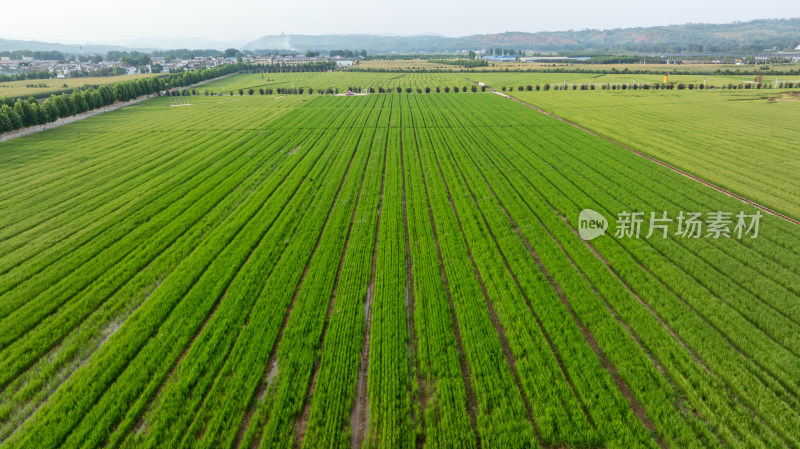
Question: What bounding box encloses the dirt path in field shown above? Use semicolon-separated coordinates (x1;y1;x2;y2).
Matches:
350;128;388;449
351;283;372;449
489;89;800;227
399;125;426;449
351;216;376;449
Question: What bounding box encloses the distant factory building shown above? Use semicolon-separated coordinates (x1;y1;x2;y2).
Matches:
482;55;517;62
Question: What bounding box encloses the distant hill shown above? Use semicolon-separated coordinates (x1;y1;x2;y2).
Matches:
244;18;800;53
0;38;130;55
3;18;800;56
242;34;456;53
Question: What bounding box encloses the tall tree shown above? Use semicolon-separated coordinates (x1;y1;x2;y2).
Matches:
0;108;12;132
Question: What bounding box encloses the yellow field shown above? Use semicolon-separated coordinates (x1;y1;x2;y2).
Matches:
0;74;153;99
358;59;800;74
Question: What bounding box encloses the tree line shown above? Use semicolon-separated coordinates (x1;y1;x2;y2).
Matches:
240;61;338;73
493;81;799;92
0;50;66;60
429;59;488;68
195;84;492;96
328;50;367;58
485;48;525;55
0;64;241;134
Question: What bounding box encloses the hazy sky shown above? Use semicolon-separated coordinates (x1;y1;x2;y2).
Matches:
5;0;799;46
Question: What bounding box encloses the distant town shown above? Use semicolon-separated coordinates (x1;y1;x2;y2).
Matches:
0;53;357;80
5;51;800;82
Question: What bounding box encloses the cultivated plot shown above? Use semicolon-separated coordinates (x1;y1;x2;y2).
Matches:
1;93;799;449
505;88;800;219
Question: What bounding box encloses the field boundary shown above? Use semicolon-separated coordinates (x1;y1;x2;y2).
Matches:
492;90;800;227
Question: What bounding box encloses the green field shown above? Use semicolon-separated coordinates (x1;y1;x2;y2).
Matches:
195;71;771;95
503;87;800;219
197;72;475;94
471;71;774;87
1;88;800;449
